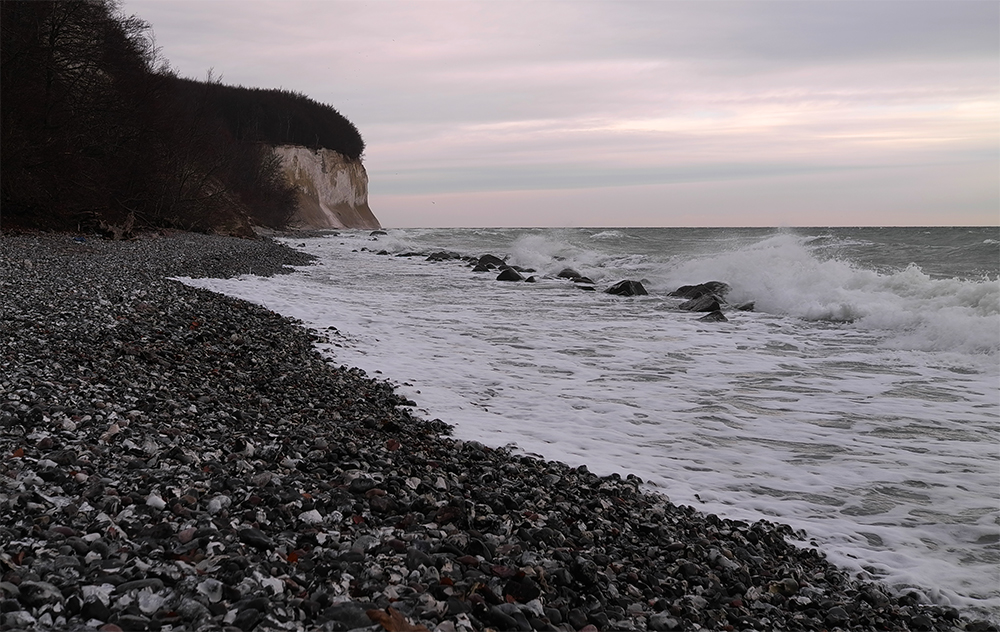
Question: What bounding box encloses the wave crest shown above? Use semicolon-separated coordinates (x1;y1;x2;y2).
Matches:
665;234;1000;355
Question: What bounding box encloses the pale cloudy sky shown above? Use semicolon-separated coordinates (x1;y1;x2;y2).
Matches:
124;0;998;228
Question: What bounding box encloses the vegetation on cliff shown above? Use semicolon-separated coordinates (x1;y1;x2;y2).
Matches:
1;0;364;236
174;79;365;161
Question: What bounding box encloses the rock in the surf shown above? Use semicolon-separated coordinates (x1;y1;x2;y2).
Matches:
497;268;525;282
670;281;730;299
477;254;506;269
679;294;722;312
605;280;648;296
698;310;729;322
557;267;596;285
426;251;460;262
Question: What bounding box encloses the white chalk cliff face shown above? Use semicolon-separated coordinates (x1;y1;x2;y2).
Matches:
273;145;381;230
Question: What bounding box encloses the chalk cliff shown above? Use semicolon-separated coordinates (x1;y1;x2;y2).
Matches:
274;145;380;230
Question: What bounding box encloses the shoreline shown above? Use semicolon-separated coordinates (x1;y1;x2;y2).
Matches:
1;232;995;632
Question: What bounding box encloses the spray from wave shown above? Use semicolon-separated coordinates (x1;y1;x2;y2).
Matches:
664;234;1000;356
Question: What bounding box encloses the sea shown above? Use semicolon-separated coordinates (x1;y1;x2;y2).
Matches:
178;226;1000;621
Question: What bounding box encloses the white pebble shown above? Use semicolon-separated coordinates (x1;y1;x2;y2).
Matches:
137;589;166;614
298;509;323;524
145;494;166;510
207;495;231;514
197;578;223;603
260;575;283;596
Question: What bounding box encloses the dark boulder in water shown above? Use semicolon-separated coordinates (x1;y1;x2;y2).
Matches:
698;310;728;322
670;282;730;299
426;251;460;262
679;295;721;312
497;268;525;282
734;301;755;312
605;280;648;296
477;254;506;269
557;267;595;284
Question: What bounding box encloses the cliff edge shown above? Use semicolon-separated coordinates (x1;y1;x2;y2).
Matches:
275;145;380;230
1;1;376;236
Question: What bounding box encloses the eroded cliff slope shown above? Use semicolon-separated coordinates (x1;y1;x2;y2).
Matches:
275;145;380;230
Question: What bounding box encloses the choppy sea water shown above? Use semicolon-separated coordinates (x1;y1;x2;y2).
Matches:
179;227;1000;621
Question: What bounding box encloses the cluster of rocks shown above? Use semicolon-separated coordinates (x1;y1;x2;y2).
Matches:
2;232;996;632
392;251;544;285
369;246;588;288
666;283;755;324
365;239;748;323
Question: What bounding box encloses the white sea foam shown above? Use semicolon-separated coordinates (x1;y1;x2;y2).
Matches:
590;229;626;240
177;227;1000;622
658;234;1000;356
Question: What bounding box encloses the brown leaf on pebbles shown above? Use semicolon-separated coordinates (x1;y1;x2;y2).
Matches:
433;505;464;525
99;423;121;443
490;565;517;579
456;555;480;568
366;606;431;632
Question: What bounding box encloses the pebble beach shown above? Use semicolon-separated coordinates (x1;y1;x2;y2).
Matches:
1;232;995;632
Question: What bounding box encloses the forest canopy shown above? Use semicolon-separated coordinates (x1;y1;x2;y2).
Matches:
1;0;364;235
175;79;366;160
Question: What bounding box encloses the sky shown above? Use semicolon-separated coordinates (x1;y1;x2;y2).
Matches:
123;0;999;228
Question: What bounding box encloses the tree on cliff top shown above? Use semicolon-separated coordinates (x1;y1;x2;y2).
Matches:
170;79;365;161
1;0;363;235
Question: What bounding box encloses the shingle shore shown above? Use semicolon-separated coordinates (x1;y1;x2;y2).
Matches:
0;232;994;632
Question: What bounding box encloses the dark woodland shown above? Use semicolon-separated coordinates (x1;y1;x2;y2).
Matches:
1;0;365;236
